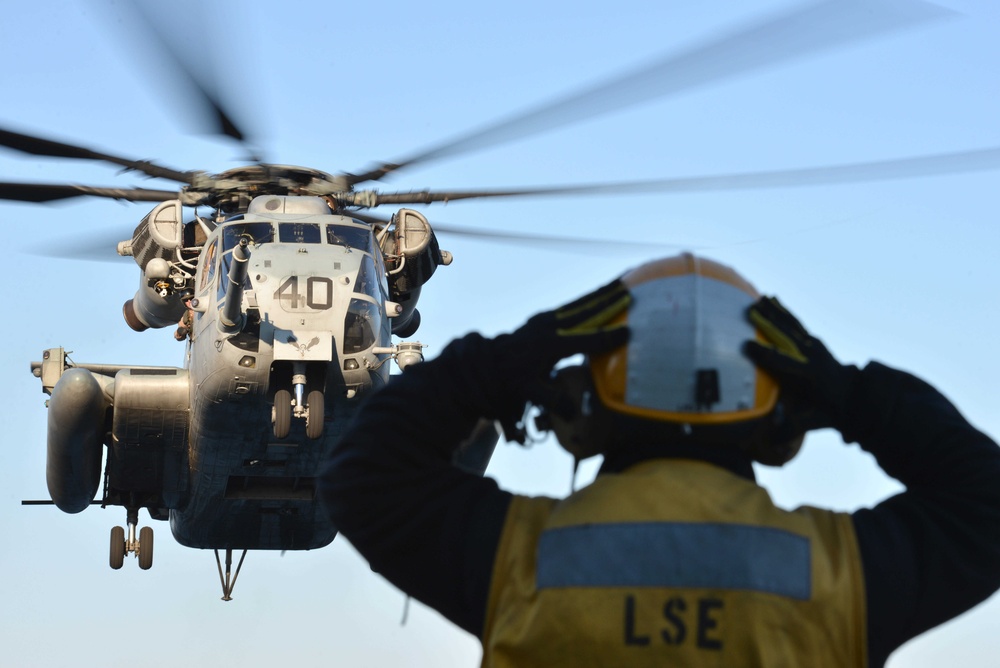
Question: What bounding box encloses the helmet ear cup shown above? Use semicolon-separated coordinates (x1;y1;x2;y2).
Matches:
534;365;612;461
745;397;806;466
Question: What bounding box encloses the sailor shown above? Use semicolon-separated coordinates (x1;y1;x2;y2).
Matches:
320;253;1000;667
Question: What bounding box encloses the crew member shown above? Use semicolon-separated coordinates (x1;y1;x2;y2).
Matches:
319;253;1000;667
174;297;194;341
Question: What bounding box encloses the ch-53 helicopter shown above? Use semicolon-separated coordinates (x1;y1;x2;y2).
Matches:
7;0;1000;600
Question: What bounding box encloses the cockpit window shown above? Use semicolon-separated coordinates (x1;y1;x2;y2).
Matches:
218;223;272;301
353;254;381;299
279;223;321;244
223;222;274;252
199;239;218;291
327;225;373;253
343;299;382;354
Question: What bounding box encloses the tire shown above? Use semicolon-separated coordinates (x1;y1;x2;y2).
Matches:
110;526;125;570
273;389;291;439
306;390;324;440
138;526;154;570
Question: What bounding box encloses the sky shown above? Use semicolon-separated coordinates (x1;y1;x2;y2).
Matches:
1;0;999;665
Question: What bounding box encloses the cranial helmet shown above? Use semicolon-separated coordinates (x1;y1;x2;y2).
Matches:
590;252;778;425
542;253;799;466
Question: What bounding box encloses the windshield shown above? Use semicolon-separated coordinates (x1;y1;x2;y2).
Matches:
343;299;382;354
279;223;322;244
219;223;273;300
353;254;384;299
223;222;274;252
327;224;374;253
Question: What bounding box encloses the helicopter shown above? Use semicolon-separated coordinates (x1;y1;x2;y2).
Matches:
6;0;1000;602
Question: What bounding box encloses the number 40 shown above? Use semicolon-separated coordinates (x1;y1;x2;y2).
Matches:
274;276;333;310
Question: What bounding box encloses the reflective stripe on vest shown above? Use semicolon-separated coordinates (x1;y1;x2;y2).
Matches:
536;522;810;599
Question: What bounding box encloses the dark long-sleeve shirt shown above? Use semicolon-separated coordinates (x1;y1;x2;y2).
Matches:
319;333;1000;667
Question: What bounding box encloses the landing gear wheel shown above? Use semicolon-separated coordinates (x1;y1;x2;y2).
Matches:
306;390;324;440
110;526;125;570
273;389;291;439
138;526;154;570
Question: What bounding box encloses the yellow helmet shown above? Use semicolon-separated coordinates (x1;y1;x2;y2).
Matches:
590;253;779;426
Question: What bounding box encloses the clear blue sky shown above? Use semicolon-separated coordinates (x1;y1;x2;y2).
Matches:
2;1;999;665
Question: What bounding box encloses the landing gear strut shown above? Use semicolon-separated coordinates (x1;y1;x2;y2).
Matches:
109;507;153;570
215;548;248;601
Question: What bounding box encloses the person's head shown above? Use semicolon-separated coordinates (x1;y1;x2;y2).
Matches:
536;253;804;466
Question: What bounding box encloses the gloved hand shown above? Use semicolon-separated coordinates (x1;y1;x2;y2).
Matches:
489;278;631;442
743;296;856;435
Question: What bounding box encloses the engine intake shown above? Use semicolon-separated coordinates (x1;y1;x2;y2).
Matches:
382;209;451;336
122;199;184;270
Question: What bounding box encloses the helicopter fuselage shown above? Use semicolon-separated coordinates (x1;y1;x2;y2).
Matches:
36;196;423;561
171;199;393;550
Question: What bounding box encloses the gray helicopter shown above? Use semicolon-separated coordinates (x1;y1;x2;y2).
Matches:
8;0;1000;600
27;173;464;599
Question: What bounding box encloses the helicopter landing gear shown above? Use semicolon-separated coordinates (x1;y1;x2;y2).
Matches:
138;526;154;570
110;526;125;569
109;507;153;570
273;388;291;439
215;548;248;601
272;363;325;439
306;389;324;440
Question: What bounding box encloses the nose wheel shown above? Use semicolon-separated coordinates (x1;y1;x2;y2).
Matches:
109;508;153;570
272;362;325;439
273;388;292;438
306;389;324;439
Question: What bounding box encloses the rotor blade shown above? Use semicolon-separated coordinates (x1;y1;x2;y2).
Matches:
346;208;677;253
22;229;128;263
346;0;952;185
0;183;179;203
346;210;390;227
0;128;196;184
432;223;684;253
365;145;1000;205
115;0;254;150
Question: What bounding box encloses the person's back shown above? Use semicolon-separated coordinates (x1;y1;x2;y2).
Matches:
320;254;1000;666
484;460;865;667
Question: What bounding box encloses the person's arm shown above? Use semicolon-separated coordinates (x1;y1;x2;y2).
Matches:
745;297;1000;666
319;280;631;637
320;333;514;636
845;363;1000;666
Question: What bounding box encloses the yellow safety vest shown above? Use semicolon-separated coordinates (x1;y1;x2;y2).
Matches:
481;459;866;668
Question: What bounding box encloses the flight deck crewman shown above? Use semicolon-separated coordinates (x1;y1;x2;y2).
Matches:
319;253;1000;667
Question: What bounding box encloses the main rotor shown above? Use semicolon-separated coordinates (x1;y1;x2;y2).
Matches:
3;0;1000;226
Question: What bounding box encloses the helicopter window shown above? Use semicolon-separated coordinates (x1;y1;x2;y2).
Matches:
278;223;321;244
327;225;373;253
343;299;382;354
373;245;389;296
199;239;218;291
353;254;381;298
222;222;274;252
218;223;272;301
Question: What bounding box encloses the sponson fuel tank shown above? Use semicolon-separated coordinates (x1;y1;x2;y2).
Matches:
46;368;109;513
